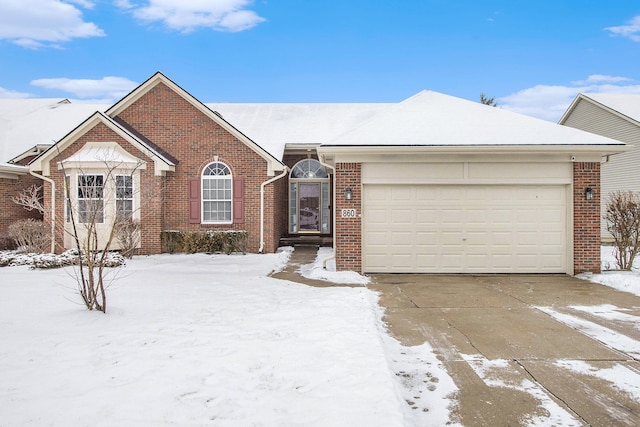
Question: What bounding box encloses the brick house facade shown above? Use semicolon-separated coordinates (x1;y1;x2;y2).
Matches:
2;72;626;275
29;73;287;256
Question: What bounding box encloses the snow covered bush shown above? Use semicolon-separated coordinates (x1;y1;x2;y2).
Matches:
0;249;125;269
8;219;50;254
604;190;640;270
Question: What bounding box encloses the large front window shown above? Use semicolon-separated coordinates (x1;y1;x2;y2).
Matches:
77;175;104;223
202;162;232;223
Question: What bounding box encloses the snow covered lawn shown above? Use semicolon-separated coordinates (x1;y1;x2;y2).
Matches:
0;250;455;426
578;246;640;297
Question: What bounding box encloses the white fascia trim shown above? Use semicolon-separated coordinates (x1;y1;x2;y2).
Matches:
318;144;630;157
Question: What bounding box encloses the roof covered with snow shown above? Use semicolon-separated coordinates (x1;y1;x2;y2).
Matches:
0;99;108;163
0;98;389;163
579;93;640;125
205;103;390;159
1;90;627;165
325;90;628;148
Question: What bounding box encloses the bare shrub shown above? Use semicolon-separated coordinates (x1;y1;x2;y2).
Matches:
115;218;141;259
8;219;50;254
12;184;45;214
604;190;640;270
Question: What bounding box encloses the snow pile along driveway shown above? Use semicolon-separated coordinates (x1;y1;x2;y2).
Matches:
0;252;418;426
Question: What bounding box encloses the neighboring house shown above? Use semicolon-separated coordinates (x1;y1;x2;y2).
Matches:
1;72;629;274
560;93;640;241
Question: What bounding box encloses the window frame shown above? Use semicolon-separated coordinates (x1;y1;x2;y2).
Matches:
115;174;135;221
201;161;233;224
77;174;105;224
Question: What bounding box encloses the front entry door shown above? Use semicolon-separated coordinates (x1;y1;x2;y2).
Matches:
299;183;321;232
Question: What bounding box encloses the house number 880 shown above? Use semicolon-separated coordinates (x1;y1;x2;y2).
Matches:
341;209;357;218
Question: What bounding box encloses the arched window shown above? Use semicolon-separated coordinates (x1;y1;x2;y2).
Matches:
202;161;232;223
290;159;329;179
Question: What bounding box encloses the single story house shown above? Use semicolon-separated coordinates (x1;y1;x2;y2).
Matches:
559;93;640;241
2;72;630;274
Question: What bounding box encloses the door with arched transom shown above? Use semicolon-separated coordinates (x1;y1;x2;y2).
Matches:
289;159;331;234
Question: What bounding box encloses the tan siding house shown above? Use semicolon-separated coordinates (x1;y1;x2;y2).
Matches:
560;94;640;240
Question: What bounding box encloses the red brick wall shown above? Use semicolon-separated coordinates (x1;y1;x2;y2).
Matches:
115;82;280;253
334;162;362;272
0;175;43;246
573;162;601;274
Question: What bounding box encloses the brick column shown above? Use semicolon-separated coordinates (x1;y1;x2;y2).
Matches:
335;163;362;272
573;162;600;274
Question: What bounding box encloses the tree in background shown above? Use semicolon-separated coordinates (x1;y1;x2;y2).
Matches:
480;93;498;107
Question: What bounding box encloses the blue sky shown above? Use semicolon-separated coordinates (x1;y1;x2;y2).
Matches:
1;0;640;121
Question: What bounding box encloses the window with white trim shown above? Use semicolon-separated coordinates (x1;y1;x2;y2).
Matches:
202;162;232;223
77;175;104;223
115;175;134;220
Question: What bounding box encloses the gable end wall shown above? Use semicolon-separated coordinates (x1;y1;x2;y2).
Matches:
42;122;164;254
115;82;281;253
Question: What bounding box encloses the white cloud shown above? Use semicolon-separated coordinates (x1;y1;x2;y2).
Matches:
571;75;633;85
499;75;640;122
66;0;95;8
0;86;31;98
120;0;266;32
30;76;138;101
114;0;134;9
0;0;105;48
605;15;640;42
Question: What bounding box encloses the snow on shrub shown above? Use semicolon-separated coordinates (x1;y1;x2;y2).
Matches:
0;249;125;269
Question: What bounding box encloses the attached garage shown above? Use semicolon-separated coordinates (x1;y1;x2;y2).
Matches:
317;89;629;275
363;184;568;273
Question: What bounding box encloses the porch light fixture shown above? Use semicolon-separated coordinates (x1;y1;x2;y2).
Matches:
585;187;593;201
345;186;353;200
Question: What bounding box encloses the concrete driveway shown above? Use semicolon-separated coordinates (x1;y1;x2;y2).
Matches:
368;274;640;426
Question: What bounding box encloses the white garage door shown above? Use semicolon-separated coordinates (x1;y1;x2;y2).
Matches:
363;185;567;273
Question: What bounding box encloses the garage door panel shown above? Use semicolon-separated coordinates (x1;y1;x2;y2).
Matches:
391;209;413;224
392;232;413;245
491;209;513;224
366;231;389;246
391;187;413;201
416;209;438;223
363;184;567;273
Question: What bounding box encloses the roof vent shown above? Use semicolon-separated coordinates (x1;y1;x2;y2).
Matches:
213;111;223;118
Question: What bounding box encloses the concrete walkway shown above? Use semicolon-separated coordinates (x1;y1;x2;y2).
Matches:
369;274;640;426
270;245;361;287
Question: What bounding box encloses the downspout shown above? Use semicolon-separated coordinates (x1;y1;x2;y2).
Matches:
259;167;289;254
29;171;56;254
318;157;336;269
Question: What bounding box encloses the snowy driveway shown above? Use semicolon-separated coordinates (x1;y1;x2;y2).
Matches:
370;274;640;426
